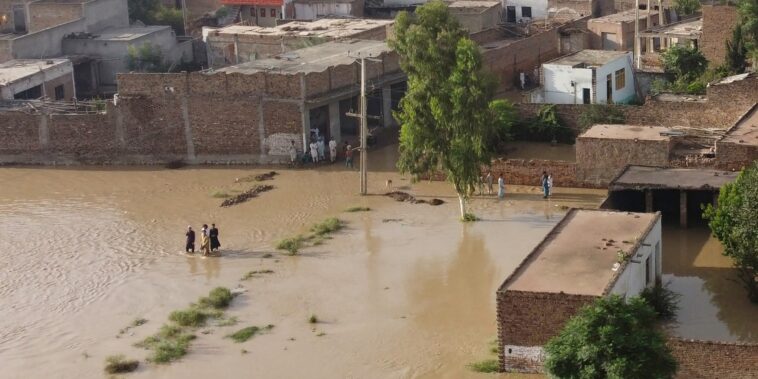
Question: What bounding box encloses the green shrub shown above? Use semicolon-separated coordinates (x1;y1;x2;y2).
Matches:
198;287;233;309
276;236;305;255
345;206;371;212
309;314;318;324
311;217;343;236
467;359;499;373
104;355;139;374
578;104;625;130
461;213;479;222
227;325;274;343
641;284;681;320
169;308;208;327
151;336;193;363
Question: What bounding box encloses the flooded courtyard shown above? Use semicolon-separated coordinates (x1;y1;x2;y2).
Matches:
0;164;603;378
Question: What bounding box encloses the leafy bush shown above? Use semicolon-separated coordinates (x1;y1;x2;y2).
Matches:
276;236;305;255
151;6;184;35
641;284;681;320
578;104;625;130
513;104;574;143
151;335;195;363
661;45;707;82
169;308;208;327
104;355;139;374
310;217;343;236
489;99;517;150
673;0;700;15
198;287;233;309
126;41;167;73
227;325;274;343
467;359;499;373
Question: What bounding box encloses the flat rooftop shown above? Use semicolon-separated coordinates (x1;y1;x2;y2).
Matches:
210;18;393;39
448;1;500;12
589;9;657;23
0;59;71;86
65;26;171;42
503;209;658;296
610;165;738;191
579;124;672;141
642;18;702;39
546;49;630;67
721;104;758;146
217;39;390;74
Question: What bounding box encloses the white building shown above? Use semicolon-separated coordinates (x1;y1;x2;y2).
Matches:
503;0;546;22
535;49;635;104
0;58;75;100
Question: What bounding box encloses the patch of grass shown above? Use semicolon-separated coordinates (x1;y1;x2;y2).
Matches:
467;359;499;373
211;190;230;198
169;308;208;327
227;324;274;343
241;270;275;280
461;213;479;222
310;217;343;236
345;206;371;212
315;331;326;337
198;287;233;309
217;316;238;327
488;339;500;355
151;335;194;363
262;253;273;258
104;355;139;374
276;235;305;255
308;314;318;324
132;318;148;327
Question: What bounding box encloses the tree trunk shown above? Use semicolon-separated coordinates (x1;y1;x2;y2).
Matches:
458;193;466;218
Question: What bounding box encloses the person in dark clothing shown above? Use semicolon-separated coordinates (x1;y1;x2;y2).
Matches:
185;226;195;253
209;223;221;252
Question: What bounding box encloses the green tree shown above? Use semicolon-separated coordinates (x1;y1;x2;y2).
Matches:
391;1;499;219
703;163;758;303
725;26;748;73
545;295;678;379
578;104;625;130
737;0;758;60
128;0;159;23
661;45;708;82
673;0;701;15
152;6;185;35
126;41;166;72
488;99;516;151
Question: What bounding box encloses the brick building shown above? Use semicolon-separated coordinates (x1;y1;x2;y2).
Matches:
203;18;393;68
447;1;501;33
497;208;662;373
716;99;758;171
700;5;739;66
588;9;659;51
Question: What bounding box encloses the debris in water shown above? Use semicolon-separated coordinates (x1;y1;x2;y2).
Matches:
385;191;444;206
221;185;274;207
237;171;279;183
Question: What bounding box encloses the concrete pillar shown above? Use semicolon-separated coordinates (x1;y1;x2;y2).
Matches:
645;190;653;213
382;86;394;128
180;96;196;162
679;190;688;228
328;101;341;144
301;103;310;151
655;241;662;286
38;115;49;148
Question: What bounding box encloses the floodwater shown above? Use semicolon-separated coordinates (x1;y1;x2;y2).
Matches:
500;142;576;162
0;164;605;379
662;226;758;343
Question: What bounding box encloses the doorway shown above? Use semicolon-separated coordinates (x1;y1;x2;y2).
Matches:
582;88;591;104
13;5;26;33
606;74;613;104
506;6;516;22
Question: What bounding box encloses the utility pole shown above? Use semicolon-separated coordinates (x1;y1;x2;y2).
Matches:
181;0;188;36
634;0;640;69
346;53;382;195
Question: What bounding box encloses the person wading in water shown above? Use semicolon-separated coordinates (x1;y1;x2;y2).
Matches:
185;226;195;253
200;224;211;256
209;223;221;252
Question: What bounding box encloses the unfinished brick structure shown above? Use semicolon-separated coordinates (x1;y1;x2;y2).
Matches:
669;338;758;379
0;39;403;164
204;19;393;68
716;102;758;170
588;9;659;51
497;209;663;373
700;5;740;66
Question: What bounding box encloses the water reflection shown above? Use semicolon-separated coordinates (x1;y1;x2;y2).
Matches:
662;226;757;342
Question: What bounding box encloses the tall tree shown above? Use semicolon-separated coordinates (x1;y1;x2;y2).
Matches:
660;45;707;82
391;1;500;219
673;0;701;15
725;26;748;73
737;0;758;60
703;163;758;303
545;295;678;379
128;0;159;23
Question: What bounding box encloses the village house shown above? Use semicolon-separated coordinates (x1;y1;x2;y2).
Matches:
637;17;701;70
447;1;501;33
588;9;660;51
497;208;662;373
503;0;612;23
203;18;393;68
716;100;758;171
0;58;74;100
291;0;364;19
529;49;635;105
218;0;283;27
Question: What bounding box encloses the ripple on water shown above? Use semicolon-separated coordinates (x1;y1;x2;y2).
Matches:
0;200;160;358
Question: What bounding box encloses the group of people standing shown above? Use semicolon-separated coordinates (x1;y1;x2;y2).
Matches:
289;139;356;168
477;171;553;199
185;224;221;256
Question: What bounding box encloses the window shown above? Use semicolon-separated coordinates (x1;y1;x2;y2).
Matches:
645;255;652;285
260;7;266;17
270;8;276;17
615;68;625;90
54;85;65;100
521;6;532;18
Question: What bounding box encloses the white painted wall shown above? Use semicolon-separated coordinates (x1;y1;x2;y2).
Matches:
383;0;426;6
294;2;353;19
594;53;635;104
543;64;592;104
609;217;662;298
0;61;73;100
504;0;547;21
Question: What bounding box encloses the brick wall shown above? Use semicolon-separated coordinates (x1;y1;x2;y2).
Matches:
701;5;740;66
27;2;83;33
716;141;757;170
0;113;41;154
496;290;597;373
483;29;561;94
489;158;598;188
668;338;758;379
576;136;672;183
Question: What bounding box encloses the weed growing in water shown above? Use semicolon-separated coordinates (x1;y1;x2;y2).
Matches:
227;324;274;343
467;359;499;373
210;190;230;198
311;217;343;236
461;213;479;222
132;318;148;327
198;287;233;309
169;308;208;327
641;283;681;321
276;236;306;255
345;206;371;212
240;270;274;281
104;355;139;374
217;316;239;327
308;314;318;324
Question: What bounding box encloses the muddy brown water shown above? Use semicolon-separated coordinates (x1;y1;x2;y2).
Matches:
0;165;608;378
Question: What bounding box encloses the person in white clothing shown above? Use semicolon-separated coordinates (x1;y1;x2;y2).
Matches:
310;141;319;163
289;140;297;165
547;173;553;196
317;138;326;161
328;138;337;163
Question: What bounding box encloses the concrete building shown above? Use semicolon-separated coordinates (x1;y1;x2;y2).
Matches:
497;208;662;373
588;9;659;51
62;25;194;95
0;58;74;100
215;39;403;154
606;165;737;227
533;50;635;105
638;17;701;70
716;100;758;171
504;0;546;22
448;1;501;33
203;18;393;68
0;0;128;62
219;0;283;27
292;0;364;19
504;0;611;22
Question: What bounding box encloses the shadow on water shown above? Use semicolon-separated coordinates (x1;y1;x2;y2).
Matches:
662;225;757;342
